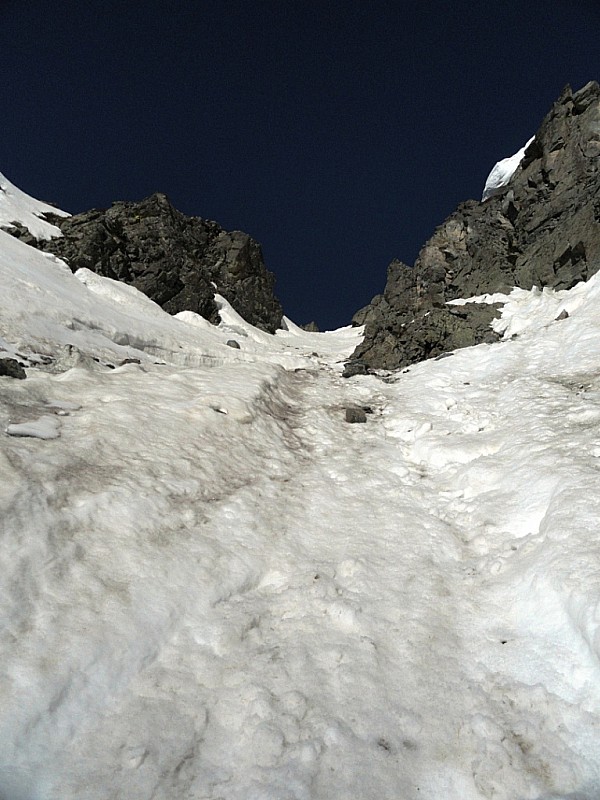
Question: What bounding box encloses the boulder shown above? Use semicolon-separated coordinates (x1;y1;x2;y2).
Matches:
345;406;367;423
24;193;283;333
0;358;26;379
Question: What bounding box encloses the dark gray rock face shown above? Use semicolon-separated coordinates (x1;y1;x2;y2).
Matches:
0;358;26;379
28;193;283;333
345;406;367;424
352;81;600;371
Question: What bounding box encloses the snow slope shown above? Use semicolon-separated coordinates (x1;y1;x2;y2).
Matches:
1;182;600;799
0;171;70;239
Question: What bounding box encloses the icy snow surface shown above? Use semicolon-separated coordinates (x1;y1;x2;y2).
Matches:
6;414;61;439
481;136;535;201
2;219;600;799
0;172;69;240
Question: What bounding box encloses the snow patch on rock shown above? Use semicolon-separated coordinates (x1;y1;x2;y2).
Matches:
481;136;535;201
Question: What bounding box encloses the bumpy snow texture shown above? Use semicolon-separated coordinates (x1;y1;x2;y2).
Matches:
2;85;600;800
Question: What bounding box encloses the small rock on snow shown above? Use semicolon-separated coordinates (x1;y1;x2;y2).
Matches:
345;406;367;424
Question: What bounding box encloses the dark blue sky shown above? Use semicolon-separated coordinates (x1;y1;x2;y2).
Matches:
1;1;599;328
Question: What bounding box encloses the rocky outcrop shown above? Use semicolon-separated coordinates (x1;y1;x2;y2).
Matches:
23;193;283;332
351;81;600;371
0;358;26;379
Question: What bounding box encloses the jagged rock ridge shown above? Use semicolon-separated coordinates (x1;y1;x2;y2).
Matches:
16;192;283;333
350;80;600;372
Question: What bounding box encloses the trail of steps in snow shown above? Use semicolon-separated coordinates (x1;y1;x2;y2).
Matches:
42;362;472;800
5;346;600;799
4;246;600;797
6;176;600;797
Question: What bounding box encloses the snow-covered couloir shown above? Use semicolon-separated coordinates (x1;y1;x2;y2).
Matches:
1;176;600;800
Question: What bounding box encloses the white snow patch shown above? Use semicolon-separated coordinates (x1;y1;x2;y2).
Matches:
481;136;535;201
449;276;595;340
490;279;592;338
447;292;510;307
0;171;69;239
6;415;61;439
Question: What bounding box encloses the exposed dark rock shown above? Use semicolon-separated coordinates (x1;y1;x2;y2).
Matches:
1;220;40;247
345;406;367;423
22;193;283;333
301;321;320;332
0;358;26;379
555;309;569;321
352;81;600;370
226;339;241;349
342;361;369;378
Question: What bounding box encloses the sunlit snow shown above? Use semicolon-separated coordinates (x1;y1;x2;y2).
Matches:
2;179;600;799
481;136;535;201
0;171;70;240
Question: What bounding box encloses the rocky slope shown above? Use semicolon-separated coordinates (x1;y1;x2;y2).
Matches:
10;192;283;333
349;80;600;372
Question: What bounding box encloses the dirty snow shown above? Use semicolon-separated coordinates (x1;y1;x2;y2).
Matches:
1;181;600;799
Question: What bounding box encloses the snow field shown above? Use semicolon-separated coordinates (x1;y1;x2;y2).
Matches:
1;181;600;797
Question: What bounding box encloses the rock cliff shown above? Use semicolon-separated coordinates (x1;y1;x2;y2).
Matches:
18;192;283;333
349;81;600;372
